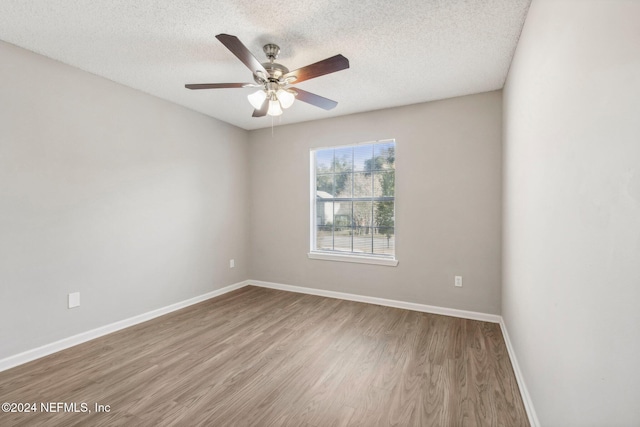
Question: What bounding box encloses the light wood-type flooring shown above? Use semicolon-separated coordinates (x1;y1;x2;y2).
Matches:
0;286;529;426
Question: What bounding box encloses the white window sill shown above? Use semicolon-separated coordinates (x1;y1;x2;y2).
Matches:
308;252;399;267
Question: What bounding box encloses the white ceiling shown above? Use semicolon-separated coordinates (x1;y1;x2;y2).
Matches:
0;0;530;130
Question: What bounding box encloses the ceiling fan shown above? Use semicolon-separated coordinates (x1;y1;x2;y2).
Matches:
185;34;350;117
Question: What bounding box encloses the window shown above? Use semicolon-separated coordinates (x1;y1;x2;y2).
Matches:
309;140;397;266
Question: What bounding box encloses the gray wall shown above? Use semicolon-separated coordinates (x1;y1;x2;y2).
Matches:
249;92;503;314
502;1;640;425
0;41;250;359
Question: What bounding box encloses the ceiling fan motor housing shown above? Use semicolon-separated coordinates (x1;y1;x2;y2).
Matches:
261;62;289;80
254;43;290;82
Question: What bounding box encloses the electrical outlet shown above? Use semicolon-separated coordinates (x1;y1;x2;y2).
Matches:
454;276;463;287
68;292;80;308
230;259;235;268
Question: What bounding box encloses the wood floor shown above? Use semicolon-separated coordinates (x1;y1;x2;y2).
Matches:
0;286;529;426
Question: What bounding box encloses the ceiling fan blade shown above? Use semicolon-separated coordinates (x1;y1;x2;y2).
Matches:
252;99;269;117
185;83;253;90
216;34;268;76
282;54;349;84
294;88;338;110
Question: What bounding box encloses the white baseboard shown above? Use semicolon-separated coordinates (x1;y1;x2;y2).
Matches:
499;318;540;427
247;280;502;323
0;280;249;373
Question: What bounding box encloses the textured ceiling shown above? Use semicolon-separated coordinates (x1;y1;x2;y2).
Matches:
0;0;530;130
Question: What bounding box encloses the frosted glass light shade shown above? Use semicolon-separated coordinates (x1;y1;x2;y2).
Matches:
247;90;267;109
276;89;295;109
267;100;283;116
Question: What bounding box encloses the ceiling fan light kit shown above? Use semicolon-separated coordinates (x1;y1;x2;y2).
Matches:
247;89;267;109
185;34;349;118
268;97;283;116
276;89;295;109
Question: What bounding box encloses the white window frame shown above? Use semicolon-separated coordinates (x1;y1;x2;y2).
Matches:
308;139;398;267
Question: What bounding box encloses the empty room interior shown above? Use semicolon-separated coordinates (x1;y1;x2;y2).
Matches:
1;1;639;426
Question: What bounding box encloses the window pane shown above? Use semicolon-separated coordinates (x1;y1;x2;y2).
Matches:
353;233;373;254
316;174;333;195
353;201;373;232
316;227;334;251
316;200;333;251
374;142;395;170
334;146;353;172
374;201;394;228
316;200;333;226
373;227;395;255
353;201;373;253
353;172;372;198
334;173;352;198
333;201;352;252
353;144;373;172
316;149;334;173
374;170;395;197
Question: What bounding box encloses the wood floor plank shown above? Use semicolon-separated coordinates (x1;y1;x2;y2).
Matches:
0;286;529;426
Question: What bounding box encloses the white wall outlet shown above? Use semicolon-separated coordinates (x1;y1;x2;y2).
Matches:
454;276;463;287
68;292;80;308
230;259;235;268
